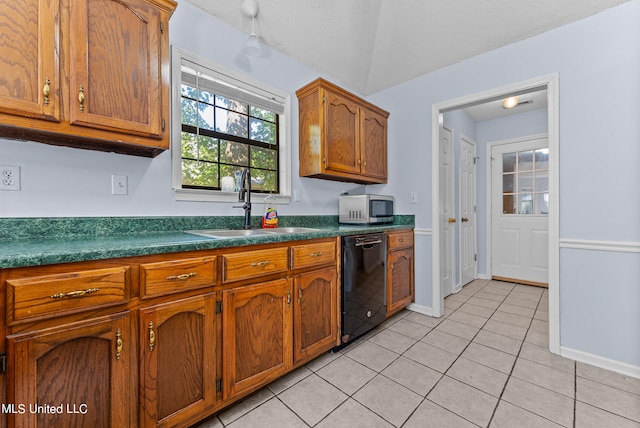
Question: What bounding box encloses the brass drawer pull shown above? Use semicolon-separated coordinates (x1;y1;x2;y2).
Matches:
309;252;323;257
115;328;123;360
250;260;270;267
166;272;197;281
148;322;156;351
398;238;405;243
50;287;99;299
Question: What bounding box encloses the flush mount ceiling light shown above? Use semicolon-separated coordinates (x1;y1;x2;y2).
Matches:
502;96;519;109
241;0;261;56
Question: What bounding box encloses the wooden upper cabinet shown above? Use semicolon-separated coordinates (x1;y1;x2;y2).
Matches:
0;0;177;157
69;0;162;138
297;78;389;184
0;0;60;121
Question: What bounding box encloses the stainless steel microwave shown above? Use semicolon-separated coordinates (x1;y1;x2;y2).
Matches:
339;194;394;224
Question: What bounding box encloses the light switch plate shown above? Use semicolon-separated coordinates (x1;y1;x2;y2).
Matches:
111;174;128;195
410;192;418;204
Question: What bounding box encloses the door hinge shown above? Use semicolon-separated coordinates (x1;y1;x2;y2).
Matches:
0;353;6;373
161;119;166;132
215;300;222;314
216;378;223;393
474;254;477;262
160;22;165;34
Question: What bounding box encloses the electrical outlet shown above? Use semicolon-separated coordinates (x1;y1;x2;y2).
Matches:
111;174;128;195
0;166;21;191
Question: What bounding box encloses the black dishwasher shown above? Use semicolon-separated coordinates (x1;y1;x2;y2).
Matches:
340;233;387;346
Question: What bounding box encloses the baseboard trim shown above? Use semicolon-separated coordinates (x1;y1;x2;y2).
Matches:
560;346;640;380
406;303;434;317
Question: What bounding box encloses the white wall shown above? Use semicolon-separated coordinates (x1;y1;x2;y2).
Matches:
369;0;640;370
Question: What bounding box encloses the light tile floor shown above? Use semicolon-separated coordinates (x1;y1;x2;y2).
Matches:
194;279;640;428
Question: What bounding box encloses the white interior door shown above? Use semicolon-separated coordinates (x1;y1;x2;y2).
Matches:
460;137;477;286
491;137;549;286
440;126;455;296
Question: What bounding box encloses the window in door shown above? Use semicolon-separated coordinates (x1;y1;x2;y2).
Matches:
502;148;549;214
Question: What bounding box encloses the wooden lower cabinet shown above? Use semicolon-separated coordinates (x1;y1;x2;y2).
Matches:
293;266;338;365
6;312;132;428
222;278;293;399
386;230;415;317
139;294;217;427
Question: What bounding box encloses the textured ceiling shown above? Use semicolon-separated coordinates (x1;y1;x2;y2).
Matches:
183;0;630;96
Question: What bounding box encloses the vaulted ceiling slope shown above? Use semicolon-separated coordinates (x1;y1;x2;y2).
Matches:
184;0;630;96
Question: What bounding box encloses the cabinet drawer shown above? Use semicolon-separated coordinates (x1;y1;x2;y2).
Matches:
222;247;289;283
7;266;130;323
291;241;336;270
140;256;217;298
388;230;414;250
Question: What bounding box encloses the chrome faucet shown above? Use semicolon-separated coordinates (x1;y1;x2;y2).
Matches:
235;168;252;229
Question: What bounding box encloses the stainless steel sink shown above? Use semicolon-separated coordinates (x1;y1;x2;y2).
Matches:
186;227;320;239
261;227;319;234
186;229;271;239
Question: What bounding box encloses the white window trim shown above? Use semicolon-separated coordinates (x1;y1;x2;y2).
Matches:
170;46;292;204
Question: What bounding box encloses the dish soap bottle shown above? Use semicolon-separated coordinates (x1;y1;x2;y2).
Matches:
262;195;278;228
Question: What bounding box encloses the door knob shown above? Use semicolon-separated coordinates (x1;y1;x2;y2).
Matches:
448;218;456;223
461;217;469;222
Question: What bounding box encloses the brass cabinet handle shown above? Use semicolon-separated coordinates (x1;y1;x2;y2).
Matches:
43;78;50;105
297;285;303;304
148;322;155;352
461;217;469;222
50;287;98;299
78;85;85;112
309;252;323;257
166;272;197;281
286;289;291;307
448;218;456;223
250;260;270;267
115;328;123;360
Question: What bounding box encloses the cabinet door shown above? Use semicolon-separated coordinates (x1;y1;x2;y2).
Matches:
139;294;217;427
387;248;414;317
69;0;163;139
222;278;292;398
293;267;338;365
324;90;361;174
361;108;388;182
7;312;131;428
0;0;60;121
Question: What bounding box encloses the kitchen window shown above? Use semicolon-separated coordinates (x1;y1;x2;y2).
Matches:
171;47;291;202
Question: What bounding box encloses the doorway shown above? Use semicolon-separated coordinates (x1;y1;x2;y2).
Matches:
431;74;560;354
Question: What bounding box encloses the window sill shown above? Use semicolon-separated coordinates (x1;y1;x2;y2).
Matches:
174;188;291;204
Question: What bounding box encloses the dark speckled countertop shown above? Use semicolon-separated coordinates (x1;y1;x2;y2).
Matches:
0;215;414;269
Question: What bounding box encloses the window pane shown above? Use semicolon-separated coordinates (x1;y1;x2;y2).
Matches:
197;135;218;161
216;108;248;137
220;165;243;186
518;172;534;193
250;117;276;144
216;96;248;114
220;140;249;165
250;106;276;122
182;160;218;188
251;147;277;170
518;193;533;214
535;149;548;170
250;169;276;192
181;132;198;159
198;89;214;104
518;150;534;171
502;174;515;193
535;171;549;192
181;84;197;99
503;152;516;173
503;195;516;214
181;98;198;127
534;193;549;214
198;102;215;130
